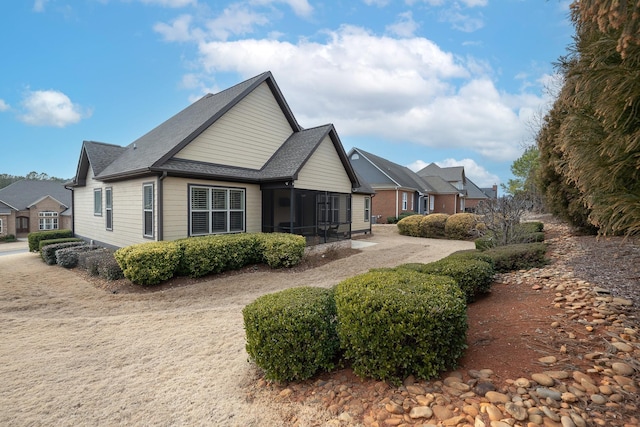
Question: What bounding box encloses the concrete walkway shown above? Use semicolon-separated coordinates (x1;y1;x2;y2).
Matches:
0;239;29;256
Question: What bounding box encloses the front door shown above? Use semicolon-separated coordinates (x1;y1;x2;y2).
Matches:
16;217;29;234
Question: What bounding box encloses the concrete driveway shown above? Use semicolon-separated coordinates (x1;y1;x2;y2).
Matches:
0;239;29;256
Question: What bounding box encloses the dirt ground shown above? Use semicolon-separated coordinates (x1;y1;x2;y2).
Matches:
0;225;475;426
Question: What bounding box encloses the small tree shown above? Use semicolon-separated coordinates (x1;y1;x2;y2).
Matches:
475;194;532;247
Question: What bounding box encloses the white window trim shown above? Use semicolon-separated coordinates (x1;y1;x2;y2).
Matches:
38;212;59;230
143;183;154;238
0;218;3;234
364;197;371;222
402;192;408;211
189;185;246;236
94;188;102;216
105;187;113;231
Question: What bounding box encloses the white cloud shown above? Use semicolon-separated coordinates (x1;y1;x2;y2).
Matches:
33;0;49;12
154;14;197;42
250;0;313;18
19;90;91;127
138;0;196;7
205;4;269;41
439;8;484;32
437;158;499;187
386;11;419;38
0;99;9;112
162;20;546;164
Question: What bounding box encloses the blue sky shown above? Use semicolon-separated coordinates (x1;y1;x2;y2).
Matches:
0;0;572;188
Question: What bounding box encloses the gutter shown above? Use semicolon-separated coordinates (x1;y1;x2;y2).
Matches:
158;171;167;241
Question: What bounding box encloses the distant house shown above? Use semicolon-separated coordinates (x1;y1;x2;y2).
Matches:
417;163;495;212
68;72;373;248
348;148;450;222
0;180;72;237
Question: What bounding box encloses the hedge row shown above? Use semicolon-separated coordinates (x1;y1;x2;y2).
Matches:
397;213;480;240
41;241;87;265
28;229;73;252
114;232;306;285
243;241;549;383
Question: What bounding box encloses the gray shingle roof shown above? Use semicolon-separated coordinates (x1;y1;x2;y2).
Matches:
351;148;432;192
72;72;362;191
417;163;465;183
0;180;71;210
96;72;300;180
421;175;459;194
465;177;489;199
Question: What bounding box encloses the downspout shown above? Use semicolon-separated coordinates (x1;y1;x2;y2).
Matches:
395;187;399;219
158;171;167;241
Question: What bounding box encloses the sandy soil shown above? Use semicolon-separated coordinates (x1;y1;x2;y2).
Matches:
0;226;473;426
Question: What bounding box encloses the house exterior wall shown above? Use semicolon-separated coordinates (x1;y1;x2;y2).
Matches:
370;188;416;223
294;136;353;193
162;177;262;241
431;194;459;215
465;198;484;211
74;168;154;248
174;82;294;170
351;194;371;234
0;213;10;236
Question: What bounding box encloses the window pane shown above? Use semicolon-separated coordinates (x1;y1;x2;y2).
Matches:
94;189;102;214
106;189;112;208
191;187;208;210
144;185;153;210
230;211;244;232
191;212;208;234
212;189;226;210
212;212;226;232
106;210;113;229
229;190;243;210
144;211;153;236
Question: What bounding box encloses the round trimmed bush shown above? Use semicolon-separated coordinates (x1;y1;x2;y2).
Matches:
445;213;478;240
398;258;495;302
334;269;467;384
243;287;339;382
397;214;424;236
419;213;449;238
114;241;181;285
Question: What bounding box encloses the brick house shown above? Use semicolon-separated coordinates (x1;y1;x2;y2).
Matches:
0;180;72;238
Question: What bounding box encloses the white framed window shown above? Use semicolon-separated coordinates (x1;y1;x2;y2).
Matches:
143;183;154;238
429;195;435;212
190;185;245;235
0;218;3;234
364;197;371;222
105;187;113;231
39;211;59;230
402;192;408;210
94;188;102;216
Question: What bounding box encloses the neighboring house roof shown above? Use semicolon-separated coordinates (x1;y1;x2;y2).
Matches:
421;175;460;194
481;186;498;199
465;177;489;200
71;72;362;190
418;163;465;183
0;201;12;214
349;148;432;193
0;180;72;212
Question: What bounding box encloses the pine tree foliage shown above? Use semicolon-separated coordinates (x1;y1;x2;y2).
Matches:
536;0;640;236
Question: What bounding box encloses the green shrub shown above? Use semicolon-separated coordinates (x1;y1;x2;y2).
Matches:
398;258;495;302
397;214;424;237
475;236;495;250
387;212;419;224
419;214;449;238
519;221;544;233
28;229;73;252
56;245;99;268
41;241;86;265
39;237;85;252
446;249;496;268
177;233;263;278
114;241;181;285
243;287;339;382
484;242;548;273
0;234;17;242
334;269;467;384
260;233;306;268
445;213;478;240
98;256;124;280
